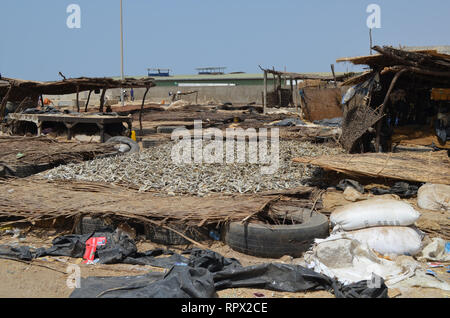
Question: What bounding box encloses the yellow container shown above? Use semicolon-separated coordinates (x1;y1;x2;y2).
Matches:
131;130;136;141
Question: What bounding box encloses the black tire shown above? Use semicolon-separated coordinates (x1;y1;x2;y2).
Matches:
106;136;140;154
156;126;186;134
224;211;329;258
75;216;114;235
145;223;210;245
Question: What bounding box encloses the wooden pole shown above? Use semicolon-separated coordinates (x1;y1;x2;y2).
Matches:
14;97;32;114
139;86;150;132
375;68;408;152
99;87;107;113
273;67;276;91
278;75;282;108
76;85;80;112
0;84;13;121
263;70;267;114
289;77;294;107
84;90;92;112
369;29;373;55
331;64;337;87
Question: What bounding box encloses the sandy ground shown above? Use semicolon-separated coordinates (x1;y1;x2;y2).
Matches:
0;229;449;299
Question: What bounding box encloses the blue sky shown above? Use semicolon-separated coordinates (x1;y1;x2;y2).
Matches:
0;0;449;81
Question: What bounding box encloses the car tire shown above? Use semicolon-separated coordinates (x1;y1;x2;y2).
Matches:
144;223;210;245
106;136;140;154
224;210;329;258
74;216;114;235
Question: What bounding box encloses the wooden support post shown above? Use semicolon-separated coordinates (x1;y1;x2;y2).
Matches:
84;90;92;112
0;84;13;121
64;123;76;140
96;123;105;143
40;95;44;108
375;68;408;152
331;64;337;87
289;77;295;106
263;70;267;114
99;87;107;113
14;97;31;114
273;69;276;91
139;86;150;132
125;119;132;138
37;122;43;136
278;75;282;108
76;85;80;112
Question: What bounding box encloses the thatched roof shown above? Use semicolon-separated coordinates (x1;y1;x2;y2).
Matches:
293;151;450;185
259;66;356;81
338;46;450;86
0;76;156;96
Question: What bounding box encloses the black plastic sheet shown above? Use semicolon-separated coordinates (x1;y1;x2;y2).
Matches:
0;232;389;298
69;263;388;299
368;182;419;198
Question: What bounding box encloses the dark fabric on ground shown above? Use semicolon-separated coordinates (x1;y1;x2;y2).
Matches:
0;245;34;261
313;117;342;127
336;179;365;193
69;263;388;299
184;248;242;273
273;118;305;127
368;182;419;198
70;266;217;298
0;232;389;298
213;263;332;292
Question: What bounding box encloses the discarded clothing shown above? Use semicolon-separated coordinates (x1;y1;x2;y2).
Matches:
22;106;61;114
272;118;305;127
336;179;365;193
313;117;343;127
368;182;419;198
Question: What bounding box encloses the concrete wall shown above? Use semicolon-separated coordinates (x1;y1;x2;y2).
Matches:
44;85;266;106
110;86;265;105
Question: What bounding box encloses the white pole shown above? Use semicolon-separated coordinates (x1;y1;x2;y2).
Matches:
120;0;125;106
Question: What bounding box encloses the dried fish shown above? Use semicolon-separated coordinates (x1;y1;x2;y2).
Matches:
42;140;344;196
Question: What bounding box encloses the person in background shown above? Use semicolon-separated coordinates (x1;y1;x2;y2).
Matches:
43;97;54;106
130;88;134;101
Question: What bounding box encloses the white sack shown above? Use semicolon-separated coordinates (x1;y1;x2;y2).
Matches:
348;226;424;256
330;198;420;231
417;183;450;212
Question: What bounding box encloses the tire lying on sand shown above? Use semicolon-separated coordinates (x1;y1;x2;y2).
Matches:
224;209;329;258
144;223;210;245
106;136;140;154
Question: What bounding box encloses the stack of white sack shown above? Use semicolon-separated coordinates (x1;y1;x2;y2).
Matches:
330;198;423;256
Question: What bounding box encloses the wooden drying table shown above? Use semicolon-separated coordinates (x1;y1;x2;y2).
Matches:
7;113;133;142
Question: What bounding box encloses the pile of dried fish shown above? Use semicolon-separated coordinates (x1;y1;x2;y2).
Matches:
42;141;344;196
